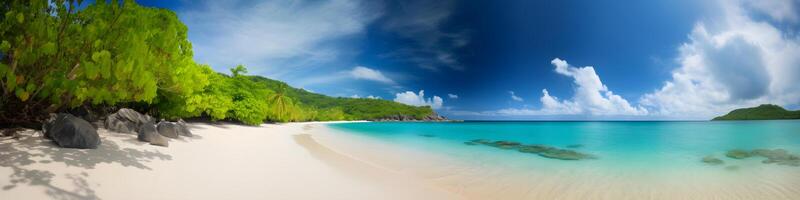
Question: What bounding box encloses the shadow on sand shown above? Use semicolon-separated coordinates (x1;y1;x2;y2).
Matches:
0;130;173;200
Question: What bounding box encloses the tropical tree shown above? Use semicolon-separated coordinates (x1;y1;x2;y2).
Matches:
267;84;297;122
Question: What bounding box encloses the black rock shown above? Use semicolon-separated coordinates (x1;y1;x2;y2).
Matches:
157;120;180;139
176;119;192;137
137;122;168;147
42;113;101;149
105;108;154;134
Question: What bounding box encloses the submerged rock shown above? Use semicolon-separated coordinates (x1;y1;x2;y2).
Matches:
566;144;584;148
726;149;753;159
469;139;596;161
42;113;101;149
419;134;436;138
470;139;492;145
539;148;594;160
725;165;740;171
702;156;724;165
488;141;521;149
752;148;800;166
517;145;553;154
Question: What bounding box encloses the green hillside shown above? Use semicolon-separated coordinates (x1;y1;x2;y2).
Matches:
712;104;800;120
0;0;435;126
247;76;434;120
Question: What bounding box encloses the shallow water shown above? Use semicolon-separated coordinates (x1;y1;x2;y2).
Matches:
326;121;800;199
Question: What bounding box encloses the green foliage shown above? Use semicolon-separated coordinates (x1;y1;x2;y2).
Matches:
713;104;800;120
247;76;434;120
0;0;197;113
0;0;437;125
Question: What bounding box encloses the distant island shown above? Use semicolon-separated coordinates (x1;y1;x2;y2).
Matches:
712;104;800;120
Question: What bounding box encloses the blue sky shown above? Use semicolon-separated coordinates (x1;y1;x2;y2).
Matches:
137;0;800;120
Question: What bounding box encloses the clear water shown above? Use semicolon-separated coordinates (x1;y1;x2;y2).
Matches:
324;121;800;198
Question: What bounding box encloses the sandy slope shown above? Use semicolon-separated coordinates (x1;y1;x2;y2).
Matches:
0;122;460;200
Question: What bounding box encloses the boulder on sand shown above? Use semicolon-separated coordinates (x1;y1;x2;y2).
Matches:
176;119;192;137
137;122;168;147
105;108;154;134
156;120;180;139
42;113;101;149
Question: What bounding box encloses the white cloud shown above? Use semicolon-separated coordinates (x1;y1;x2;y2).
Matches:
394;90;444;109
448;93;459;99
182;0;379;77
639;0;800;119
473;59;647;116
380;0;469;71
350;66;395;84
743;0;798;22
351;94;381;99
509;91;524;102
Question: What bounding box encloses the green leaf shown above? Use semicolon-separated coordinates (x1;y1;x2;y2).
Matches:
0;63;7;75
5;72;16;91
84;62;98;79
16;13;24;24
42;42;56;55
0;41;10;52
15;88;29;101
25;82;36;92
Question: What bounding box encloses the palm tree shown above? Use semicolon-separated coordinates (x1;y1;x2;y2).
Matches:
268;84;295;122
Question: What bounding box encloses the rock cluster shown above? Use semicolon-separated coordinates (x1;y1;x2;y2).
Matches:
138;121;169;147
703;148;800;167
372;112;451;122
38;108;193;149
467;139;595;160
42;113;101;149
105;108;155;134
752;149;800;166
103;108;193;147
725;149;752;159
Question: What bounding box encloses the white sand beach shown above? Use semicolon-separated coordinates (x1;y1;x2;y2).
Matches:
0;122;460;200
3;122;800;200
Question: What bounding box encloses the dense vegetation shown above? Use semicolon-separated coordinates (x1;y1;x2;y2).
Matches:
712;104;800;121
0;0;435;126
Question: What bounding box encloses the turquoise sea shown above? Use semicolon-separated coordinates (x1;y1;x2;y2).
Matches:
326;121;800;198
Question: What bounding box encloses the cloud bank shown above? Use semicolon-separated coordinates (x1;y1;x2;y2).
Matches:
509;91;524;102
394;90;444;109
181;0;378;77
639;0;800;119
380;0;469;71
456;0;799;119
492;59;647;116
350;66;395;84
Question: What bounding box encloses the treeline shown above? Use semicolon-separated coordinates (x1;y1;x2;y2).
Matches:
0;0;434;125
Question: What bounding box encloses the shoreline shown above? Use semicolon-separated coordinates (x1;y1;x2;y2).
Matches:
3;121;799;199
0;121;460;200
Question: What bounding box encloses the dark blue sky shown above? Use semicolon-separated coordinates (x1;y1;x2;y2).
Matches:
136;0;800;120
